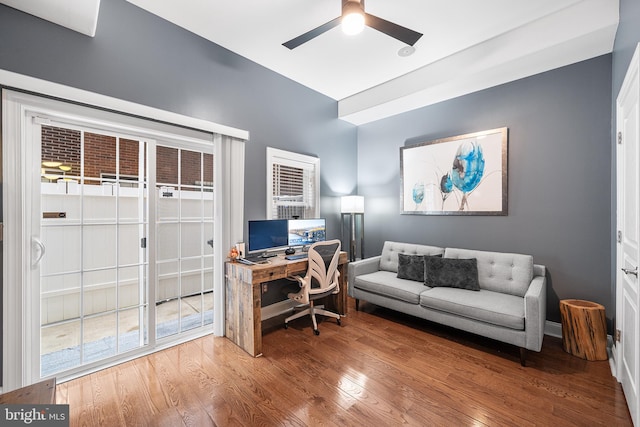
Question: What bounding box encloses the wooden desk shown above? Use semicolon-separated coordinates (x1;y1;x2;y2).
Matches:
0;378;56;404
225;252;348;357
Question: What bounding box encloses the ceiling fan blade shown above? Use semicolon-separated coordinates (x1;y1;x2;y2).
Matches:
365;13;422;46
283;17;342;49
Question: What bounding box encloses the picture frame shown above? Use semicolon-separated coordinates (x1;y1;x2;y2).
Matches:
400;127;508;215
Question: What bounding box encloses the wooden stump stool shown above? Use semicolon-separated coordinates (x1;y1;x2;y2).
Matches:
559;299;607;361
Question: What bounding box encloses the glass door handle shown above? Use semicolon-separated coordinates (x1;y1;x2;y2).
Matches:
32;236;46;267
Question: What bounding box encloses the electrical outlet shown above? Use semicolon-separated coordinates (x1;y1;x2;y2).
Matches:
262;283;268;293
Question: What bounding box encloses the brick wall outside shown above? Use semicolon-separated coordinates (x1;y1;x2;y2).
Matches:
203;153;213;184
42;126;212;187
83;132;116;180
41;126;81;176
156;145;178;184
119;138;145;177
180;149;202;187
156;146;213;187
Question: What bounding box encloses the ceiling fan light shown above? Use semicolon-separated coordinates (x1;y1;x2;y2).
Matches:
342;13;365;35
342;1;365;35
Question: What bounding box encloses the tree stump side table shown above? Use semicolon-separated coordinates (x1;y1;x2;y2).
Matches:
559;299;608;361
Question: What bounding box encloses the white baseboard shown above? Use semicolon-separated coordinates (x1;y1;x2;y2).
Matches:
545;321;616;377
544;320;562;338
545;320;613;346
609;343;618;379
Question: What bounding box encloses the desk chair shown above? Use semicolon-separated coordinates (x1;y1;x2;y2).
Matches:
284;239;342;335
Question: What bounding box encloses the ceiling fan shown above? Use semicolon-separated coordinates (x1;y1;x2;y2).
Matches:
283;0;423;50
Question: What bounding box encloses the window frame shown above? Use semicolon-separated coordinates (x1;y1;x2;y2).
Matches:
266;147;320;220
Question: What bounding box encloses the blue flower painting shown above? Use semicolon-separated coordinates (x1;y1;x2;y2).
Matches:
412;182;425;208
451;141;485;192
400;127;507;215
451;141;485;210
440;173;453;205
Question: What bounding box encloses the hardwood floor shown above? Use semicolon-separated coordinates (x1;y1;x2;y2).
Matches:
56;299;632;426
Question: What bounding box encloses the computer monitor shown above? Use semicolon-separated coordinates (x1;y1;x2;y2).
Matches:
288;218;326;247
247;219;289;253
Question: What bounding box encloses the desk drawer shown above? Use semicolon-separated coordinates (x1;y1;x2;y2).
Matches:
252;264;288;283
286;262;307;277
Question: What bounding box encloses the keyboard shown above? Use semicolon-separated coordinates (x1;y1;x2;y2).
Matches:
285;253;308;261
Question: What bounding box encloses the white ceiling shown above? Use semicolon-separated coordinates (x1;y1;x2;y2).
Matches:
2;0;619;125
0;0;100;37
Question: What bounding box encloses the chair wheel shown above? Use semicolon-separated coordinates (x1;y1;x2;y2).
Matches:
314;329;320;336
337;318;341;326
284;323;288;329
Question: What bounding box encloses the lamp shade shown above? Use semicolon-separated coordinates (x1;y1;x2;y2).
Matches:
341;195;364;213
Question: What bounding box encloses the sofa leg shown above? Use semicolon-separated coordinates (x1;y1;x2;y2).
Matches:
520;348;527;367
355;299;360;311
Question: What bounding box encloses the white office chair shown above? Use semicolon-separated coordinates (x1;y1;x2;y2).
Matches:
284;239;342;335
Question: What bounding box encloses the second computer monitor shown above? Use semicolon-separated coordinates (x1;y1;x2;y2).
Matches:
288;218;326;247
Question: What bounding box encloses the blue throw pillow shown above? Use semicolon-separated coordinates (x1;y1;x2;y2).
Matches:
424;257;480;291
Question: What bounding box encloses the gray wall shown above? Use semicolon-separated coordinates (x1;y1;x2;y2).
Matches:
0;0;357;234
357;55;613;327
613;0;640;96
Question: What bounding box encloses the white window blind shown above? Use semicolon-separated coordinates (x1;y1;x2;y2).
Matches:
267;147;319;219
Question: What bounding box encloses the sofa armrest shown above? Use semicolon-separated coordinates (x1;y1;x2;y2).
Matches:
524;274;547;352
348;256;381;296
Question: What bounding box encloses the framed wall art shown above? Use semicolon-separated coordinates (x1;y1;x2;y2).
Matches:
400;127;508;215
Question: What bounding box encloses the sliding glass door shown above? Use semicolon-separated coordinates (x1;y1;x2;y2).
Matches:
155;145;214;339
37;124;150;378
31;118;215;381
3;88;246;391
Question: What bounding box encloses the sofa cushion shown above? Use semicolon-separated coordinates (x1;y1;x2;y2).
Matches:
354;271;426;304
397;254;426;282
380;241;445;273
444;248;533;297
420;288;525;330
424;257;480;291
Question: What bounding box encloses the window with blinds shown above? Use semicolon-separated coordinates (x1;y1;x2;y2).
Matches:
267;147;319;219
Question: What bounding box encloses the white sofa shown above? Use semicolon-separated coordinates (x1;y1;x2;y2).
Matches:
347;241;547;365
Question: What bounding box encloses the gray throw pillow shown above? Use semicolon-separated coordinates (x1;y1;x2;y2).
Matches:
424;257;480;291
397;253;425;282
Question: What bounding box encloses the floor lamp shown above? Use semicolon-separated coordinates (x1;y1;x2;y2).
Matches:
341;196;364;262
